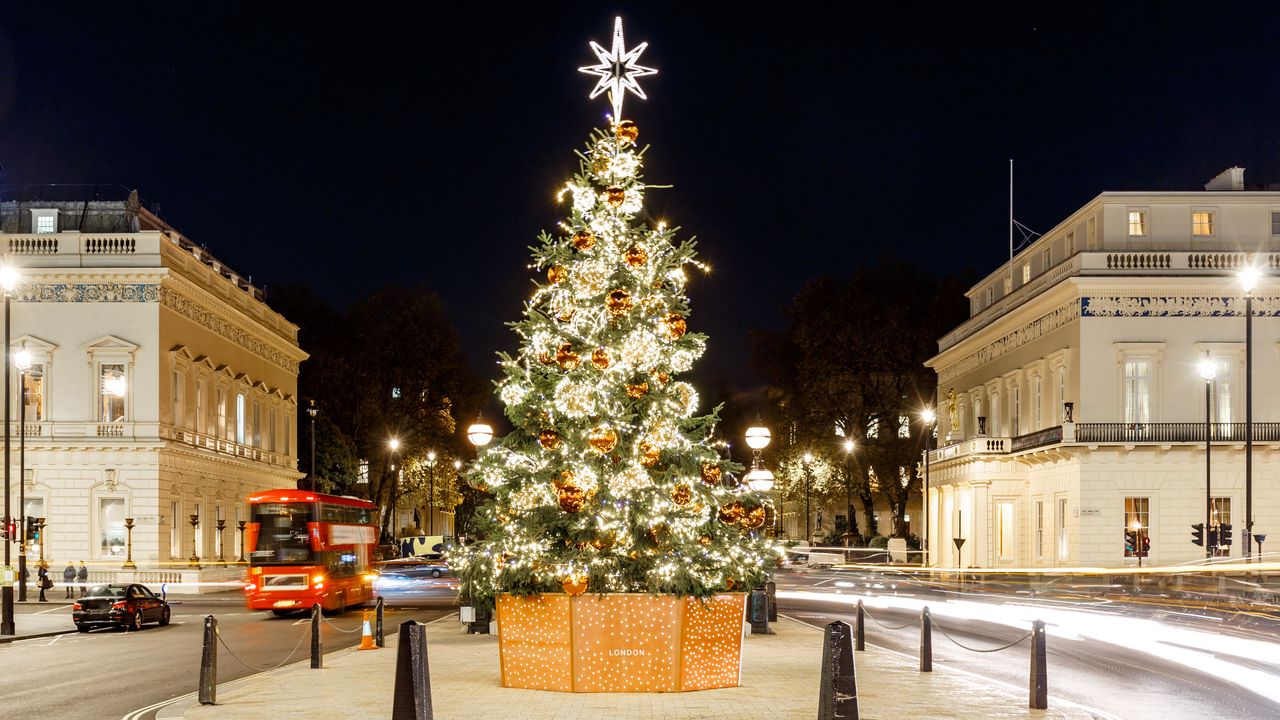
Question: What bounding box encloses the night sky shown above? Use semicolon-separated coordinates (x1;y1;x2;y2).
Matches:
2;3;1279;391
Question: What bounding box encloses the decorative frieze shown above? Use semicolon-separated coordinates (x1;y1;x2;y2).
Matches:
159;288;301;374
1081;295;1280;317
14;282;160;303
937;301;1079;383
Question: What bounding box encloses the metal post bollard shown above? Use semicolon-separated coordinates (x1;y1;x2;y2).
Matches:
817;620;858;720
1029;619;1047;709
392;620;434;720
855;600;865;651
919;606;932;673
376;596;386;648
310;603;323;669
749;589;770;635
766;580;777;622
198;615;217;705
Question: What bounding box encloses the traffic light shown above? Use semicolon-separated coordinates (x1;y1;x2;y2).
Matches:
1192;523;1205;547
2;519;14;541
1207;525;1219;549
25;516;37;542
1219;523;1233;547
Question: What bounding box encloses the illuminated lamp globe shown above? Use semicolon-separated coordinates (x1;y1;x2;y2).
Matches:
744;467;775;492
802;452;814;464
1198;359;1217;381
921;408;937;425
13;348;32;372
0;265;18;293
388;437;401;452
467;418;494;447
744;425;771;450
1238;265;1262;293
842;439;855;453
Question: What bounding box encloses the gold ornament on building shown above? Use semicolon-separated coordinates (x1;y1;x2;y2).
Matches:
700;463;722;485
561;574;589;596
588;426;618;454
671;483;692;505
590;347;611;370
638;441;661;468
538;428;560;451
556;343;580;371
625;382;649;399
616;120;639;143
624;245;648;267
605;289;633;317
662;312;687;340
547;265;567;284
605;187;625;207
572;230;596;251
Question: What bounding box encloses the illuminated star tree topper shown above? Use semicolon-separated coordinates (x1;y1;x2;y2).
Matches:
578;16;657;122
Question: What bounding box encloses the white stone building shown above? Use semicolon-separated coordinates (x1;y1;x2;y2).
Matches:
1;193;306;581
924;168;1279;569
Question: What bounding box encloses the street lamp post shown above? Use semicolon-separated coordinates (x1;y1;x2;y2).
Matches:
744;422;775;534
801;452;814;544
122;518;137;570
841;439;855;546
1239;265;1259;560
426;451;437;536
921;408;937;567
2;262;19;635
14;345;30;601
216;519;227;565
1199;357;1216;560
188;514;201;569
236;520;247;564
307;401;318;492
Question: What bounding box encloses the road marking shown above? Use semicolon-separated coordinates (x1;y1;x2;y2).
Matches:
45;635;61;646
34;603;72;614
291;618;309;626
121;691;196;720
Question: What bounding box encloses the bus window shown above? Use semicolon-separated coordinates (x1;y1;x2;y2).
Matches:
250;502;314;564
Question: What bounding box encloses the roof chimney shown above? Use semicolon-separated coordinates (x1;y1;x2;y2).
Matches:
1204;166;1245;192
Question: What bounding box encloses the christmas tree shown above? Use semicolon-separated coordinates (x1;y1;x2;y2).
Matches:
452;18;776;614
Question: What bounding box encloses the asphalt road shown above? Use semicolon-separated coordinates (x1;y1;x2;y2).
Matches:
0;585;457;720
777;570;1280;720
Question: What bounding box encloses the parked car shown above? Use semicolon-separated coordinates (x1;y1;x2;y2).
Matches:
73;584;171;632
376;558;450;578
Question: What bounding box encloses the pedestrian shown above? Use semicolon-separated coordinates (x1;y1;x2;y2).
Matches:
77;560;89;597
62;561;76;598
36;564;49;602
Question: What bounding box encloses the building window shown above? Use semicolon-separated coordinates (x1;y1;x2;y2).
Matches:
1021;263;1031;284
1011;386;1021;437
35;215;56;233
1031;376;1042;430
1057;366;1067;421
1271;211;1280;236
268;407;277;452
985;285;994;306
195;380;206;434
1087;217;1097;249
997;502;1015;561
194;503;203;560
1192;211;1214;236
1066;231;1076;256
896;414;909;439
1209;359;1232;425
253;401;262;448
1056;498;1069;561
100;497;126;558
1035;501;1044;558
215;505;223;560
866;417;878;439
1123;359;1151;424
973;397;983;435
217;388;228;439
284;414;291;456
172;371;185;429
1124;497;1150;559
99;364;127;422
1003;277;1012;294
1211;497;1231;556
170;500;180;559
236;393;246;445
1128;210;1146;236
21;363;45;422
1042;247;1052;269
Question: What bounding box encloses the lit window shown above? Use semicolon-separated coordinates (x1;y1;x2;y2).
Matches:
100;498;126;558
35;215;55;233
866;417;878;439
172;371;185;428
195;381;206;434
99;364;127;422
1210;497;1231;557
1035;501;1044;558
21;363;45;422
217;388;228;439
1123;360;1151;424
236;393;246;445
1066;231;1075;255
1207;358;1232;424
1192;211;1214;236
1124;497;1149;559
1022;263;1031;284
985;286;994;306
1032;376;1042;430
1128;210;1146;236
1271;211;1280;236
1011;386;1020;437
997;502;1015;560
897;415;909;439
253;400;262;448
1042;247;1052;269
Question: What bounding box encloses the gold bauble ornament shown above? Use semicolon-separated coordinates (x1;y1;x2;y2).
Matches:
725;578;736;591
616;120;639;143
698;535;712;546
538;428;560;451
587;426;618;454
625;382;649;399
700;463;723;486
590;347;611;370
647;522;670;544
558;483;586;513
605;289;633;317
605;187;625;207
741;505;767;530
557;308;576;323
572;230;596;251
591;156;610;176
538;352;556;365
671;483;692;506
561;575;588;596
718;501;745;525
589;535;613;551
638;441;661;468
655;372;670;386
555;343;580;371
547;265;567;284
663;312;688;340
624;246;648;267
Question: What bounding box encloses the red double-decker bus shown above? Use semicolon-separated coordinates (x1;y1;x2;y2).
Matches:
243;489;379;615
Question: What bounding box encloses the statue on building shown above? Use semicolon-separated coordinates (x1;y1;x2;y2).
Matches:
946;388;959;433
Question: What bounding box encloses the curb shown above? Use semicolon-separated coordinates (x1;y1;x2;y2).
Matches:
0;628;78;644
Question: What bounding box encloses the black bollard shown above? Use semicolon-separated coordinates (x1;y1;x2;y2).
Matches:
1029;619;1047;709
198;615;217;705
855;600;865;652
392;621;434;720
310;603;323;669
817;620;858;720
376;596;386;648
749;589;770;634
766;580;777;622
919;607;932;673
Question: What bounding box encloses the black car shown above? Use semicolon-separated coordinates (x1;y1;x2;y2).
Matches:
73;584;171;632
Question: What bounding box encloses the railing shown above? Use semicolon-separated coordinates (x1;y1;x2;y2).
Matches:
165;425;294;468
8;236;59;255
1010;426;1064;452
1074;422;1280;443
83;235;137;254
1105;252;1170;269
96;423;125;438
931;437;1010;462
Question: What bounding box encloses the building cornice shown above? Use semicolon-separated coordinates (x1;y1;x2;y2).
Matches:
161;275;307;374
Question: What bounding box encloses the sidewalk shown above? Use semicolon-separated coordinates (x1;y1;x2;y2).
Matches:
169;614;1102;719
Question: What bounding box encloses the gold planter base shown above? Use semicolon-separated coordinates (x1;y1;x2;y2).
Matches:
496;592;746;693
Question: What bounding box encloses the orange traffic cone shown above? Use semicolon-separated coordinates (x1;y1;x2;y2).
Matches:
357;610;378;651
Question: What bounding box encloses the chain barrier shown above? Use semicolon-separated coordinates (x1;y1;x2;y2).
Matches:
930;618;1033;653
862;608;915;631
215;624;312;672
320;615;363;634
